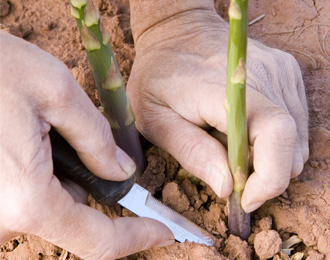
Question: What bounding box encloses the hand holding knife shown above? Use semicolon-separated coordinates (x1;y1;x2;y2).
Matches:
50;130;216;247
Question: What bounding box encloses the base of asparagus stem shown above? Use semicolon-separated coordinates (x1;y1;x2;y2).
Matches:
111;123;144;173
228;190;250;240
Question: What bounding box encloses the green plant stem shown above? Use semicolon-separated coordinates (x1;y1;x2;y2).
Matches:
226;0;250;240
70;0;144;172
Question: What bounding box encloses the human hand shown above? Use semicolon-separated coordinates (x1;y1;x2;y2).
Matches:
127;0;309;213
0;31;174;259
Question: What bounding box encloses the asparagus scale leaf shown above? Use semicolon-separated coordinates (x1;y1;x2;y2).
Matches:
225;0;250;239
70;0;144;172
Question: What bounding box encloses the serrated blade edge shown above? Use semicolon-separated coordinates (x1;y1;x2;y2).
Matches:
118;184;216;246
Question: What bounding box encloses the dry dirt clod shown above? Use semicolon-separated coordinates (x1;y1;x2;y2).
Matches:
254;230;282;259
162;182;190;213
258;216;273;231
139;154;166;195
224;235;252;260
306;250;325;260
0;0;10;17
182;210;203;225
309;160;319;168
202;203;228;238
318;161;328;170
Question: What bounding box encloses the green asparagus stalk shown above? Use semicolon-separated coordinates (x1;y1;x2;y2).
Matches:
225;0;250;239
69;0;144;172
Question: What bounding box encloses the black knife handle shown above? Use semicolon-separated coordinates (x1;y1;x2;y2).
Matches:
50;129;136;205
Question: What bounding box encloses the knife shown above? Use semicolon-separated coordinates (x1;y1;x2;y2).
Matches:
50;129;216;246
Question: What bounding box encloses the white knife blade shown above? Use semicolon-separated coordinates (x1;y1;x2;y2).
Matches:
118;183;216;246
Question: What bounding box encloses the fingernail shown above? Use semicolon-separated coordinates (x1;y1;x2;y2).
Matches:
243;201;262;213
156;239;175;248
116;147;136;176
204;163;225;198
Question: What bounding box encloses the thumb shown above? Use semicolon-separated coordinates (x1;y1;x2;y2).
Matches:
139;107;233;198
43;72;136;181
35;179;174;260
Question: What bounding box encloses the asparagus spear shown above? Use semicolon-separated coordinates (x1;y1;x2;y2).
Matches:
69;0;144;172
225;0;250;239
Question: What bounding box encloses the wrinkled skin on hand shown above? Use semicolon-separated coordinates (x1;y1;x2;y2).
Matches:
0;31;173;260
127;9;309;213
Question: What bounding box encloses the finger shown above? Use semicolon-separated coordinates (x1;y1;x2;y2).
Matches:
270;60;307;176
246;69;306;179
282;67;309;162
291;139;304;178
247;48;309;163
239;139;303;212
39;66;136;181
137;106;233;198
0;226;21;245
7;34;137;181
241;97;297;212
3;34;136;181
189;86;297;211
33;178;174;260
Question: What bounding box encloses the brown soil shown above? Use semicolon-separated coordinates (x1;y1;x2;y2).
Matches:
1;0;329;259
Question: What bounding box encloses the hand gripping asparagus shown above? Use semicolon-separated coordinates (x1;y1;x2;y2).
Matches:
70;0;144;172
225;0;250;240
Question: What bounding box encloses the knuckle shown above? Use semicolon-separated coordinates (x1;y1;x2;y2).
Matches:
138;218;164;251
247;58;270;89
177;136;218;181
279;51;298;66
267;112;297;141
93;123;116;159
276;51;302;79
135;106;165;139
178;138;204;174
48;66;76;106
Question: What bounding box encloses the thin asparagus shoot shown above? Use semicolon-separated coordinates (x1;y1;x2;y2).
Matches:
69;0;144;172
225;0;250;239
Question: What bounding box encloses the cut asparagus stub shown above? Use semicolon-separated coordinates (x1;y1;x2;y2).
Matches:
226;0;250;239
70;0;144;172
